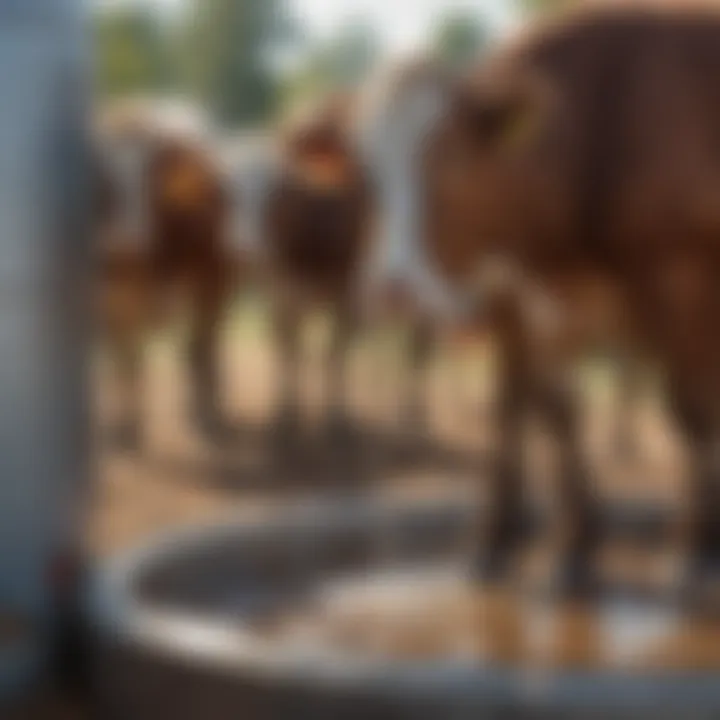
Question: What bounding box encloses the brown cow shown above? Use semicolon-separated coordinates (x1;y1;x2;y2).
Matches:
358;55;648;455
261;96;374;450
360;3;720;591
99;117;236;449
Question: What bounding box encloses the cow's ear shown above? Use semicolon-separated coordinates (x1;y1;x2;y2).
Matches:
453;73;548;151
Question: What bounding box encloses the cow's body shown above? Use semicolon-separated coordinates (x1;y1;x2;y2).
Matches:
358;56;647;457
260;98;374;448
359;5;720;588
265;168;371;304
98;117;237;448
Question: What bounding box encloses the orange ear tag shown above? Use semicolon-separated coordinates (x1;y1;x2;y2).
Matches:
163;164;206;208
297;155;351;190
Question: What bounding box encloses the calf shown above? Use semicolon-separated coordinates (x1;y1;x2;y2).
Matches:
98;116;236;448
261;97;374;448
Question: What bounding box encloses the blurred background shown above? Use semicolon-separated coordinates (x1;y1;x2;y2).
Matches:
92;0;527;128
90;0;603;557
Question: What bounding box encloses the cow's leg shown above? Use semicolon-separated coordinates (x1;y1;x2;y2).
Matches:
611;351;644;463
524;283;599;594
688;441;720;582
272;299;302;447
108;328;144;452
534;363;599;593
640;255;720;586
402;318;434;437
102;253;148;452
474;294;531;582
187;265;228;439
325;306;357;452
669;381;720;581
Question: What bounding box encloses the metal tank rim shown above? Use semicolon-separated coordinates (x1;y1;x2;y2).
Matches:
89;497;720;714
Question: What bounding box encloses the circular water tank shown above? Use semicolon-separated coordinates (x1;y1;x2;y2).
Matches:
90;499;720;719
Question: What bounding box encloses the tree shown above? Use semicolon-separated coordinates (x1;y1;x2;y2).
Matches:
181;0;298;128
314;22;382;88
518;0;576;15
94;6;172;98
432;12;491;70
281;21;383;113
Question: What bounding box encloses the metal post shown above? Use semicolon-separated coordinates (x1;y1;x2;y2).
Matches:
0;0;89;702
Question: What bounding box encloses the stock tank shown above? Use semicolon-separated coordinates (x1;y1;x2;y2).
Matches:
91;498;720;720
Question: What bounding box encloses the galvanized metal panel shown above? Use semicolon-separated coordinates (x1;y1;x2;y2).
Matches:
0;0;88;701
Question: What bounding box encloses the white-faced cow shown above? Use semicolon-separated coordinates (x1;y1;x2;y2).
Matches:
245;95;376;450
97;103;238;449
355;4;720;591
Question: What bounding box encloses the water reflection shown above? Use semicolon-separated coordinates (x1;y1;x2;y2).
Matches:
250;565;720;674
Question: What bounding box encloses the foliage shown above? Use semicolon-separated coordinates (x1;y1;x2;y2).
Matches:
94;5;173;98
281;21;382;113
180;0;298;128
432;11;491;70
518;0;576;15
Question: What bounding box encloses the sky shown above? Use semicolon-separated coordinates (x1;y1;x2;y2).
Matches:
96;0;519;54
290;0;517;49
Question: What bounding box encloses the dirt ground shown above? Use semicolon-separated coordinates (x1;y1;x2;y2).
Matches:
7;307;693;719
90;306;687;559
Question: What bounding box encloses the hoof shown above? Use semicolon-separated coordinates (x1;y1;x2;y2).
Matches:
324;413;360;460
549;508;602;599
681;544;720;611
271;407;302;453
550;551;599;600
471;513;532;586
108;421;141;454
471;545;516;585
191;407;234;444
391;415;429;467
325;411;354;442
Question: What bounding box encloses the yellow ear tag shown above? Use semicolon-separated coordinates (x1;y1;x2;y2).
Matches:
499;103;537;150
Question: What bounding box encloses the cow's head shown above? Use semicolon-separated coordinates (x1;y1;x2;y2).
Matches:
152;139;225;217
356;53;563;322
96;109;159;245
281;93;359;191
